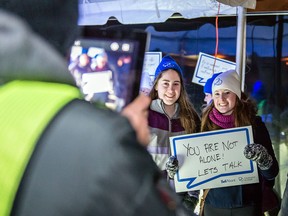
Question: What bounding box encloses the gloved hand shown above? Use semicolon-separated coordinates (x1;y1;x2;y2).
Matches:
244;143;273;170
182;192;199;212
165;155;179;179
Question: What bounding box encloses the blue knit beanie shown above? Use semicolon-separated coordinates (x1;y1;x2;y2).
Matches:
203;72;222;94
155;55;183;79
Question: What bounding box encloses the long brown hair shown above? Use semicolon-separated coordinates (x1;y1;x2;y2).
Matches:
149;70;200;133
201;92;258;132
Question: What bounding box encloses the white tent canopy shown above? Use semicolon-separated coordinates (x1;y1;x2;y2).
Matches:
78;0;255;25
78;0;257;89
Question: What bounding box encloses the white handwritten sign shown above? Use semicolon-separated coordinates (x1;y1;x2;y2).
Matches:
142;52;162;81
140;52;162;95
192;52;236;86
169;126;259;192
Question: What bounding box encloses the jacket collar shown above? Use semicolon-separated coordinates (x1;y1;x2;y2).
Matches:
150;99;180;118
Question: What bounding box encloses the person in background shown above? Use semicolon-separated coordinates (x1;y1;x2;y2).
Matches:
76;53;93;73
70;53;93;87
0;1;190;215
147;55;201;213
203;72;222;105
200;70;279;216
91;51;110;72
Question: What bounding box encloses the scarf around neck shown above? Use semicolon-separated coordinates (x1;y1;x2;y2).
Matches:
209;107;234;129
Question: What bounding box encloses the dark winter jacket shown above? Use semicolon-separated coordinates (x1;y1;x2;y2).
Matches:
147;99;186;170
205;116;279;209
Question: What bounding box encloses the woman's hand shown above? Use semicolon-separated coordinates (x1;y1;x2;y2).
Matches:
244;143;273;170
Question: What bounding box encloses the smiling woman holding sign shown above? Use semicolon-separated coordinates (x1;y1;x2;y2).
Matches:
147;55;201;213
200;70;279;216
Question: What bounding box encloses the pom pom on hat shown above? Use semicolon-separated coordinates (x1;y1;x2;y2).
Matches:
154;55;183;79
212;70;241;99
204;72;222;94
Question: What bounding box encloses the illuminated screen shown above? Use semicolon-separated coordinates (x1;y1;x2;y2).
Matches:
68;29;149;111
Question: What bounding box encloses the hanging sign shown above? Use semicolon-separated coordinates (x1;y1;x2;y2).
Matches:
192;52;236;86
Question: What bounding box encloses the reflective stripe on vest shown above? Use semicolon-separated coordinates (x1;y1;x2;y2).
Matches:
0;80;80;216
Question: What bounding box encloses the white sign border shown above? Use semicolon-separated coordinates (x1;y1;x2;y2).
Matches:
170;126;259;191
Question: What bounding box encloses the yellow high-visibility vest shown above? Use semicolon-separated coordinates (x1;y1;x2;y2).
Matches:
0;80;80;216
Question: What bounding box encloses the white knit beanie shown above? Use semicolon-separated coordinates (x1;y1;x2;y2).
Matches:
212;70;241;99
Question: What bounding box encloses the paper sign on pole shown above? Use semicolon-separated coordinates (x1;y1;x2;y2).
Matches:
169;126;259;192
142;52;162;81
140;52;162;94
192;52;236;86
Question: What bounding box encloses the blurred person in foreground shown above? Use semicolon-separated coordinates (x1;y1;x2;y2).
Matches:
0;1;189;215
200;70;279;216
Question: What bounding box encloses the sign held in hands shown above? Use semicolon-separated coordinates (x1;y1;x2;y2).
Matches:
169;126;259;192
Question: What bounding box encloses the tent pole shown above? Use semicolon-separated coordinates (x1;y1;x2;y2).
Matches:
236;6;247;92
